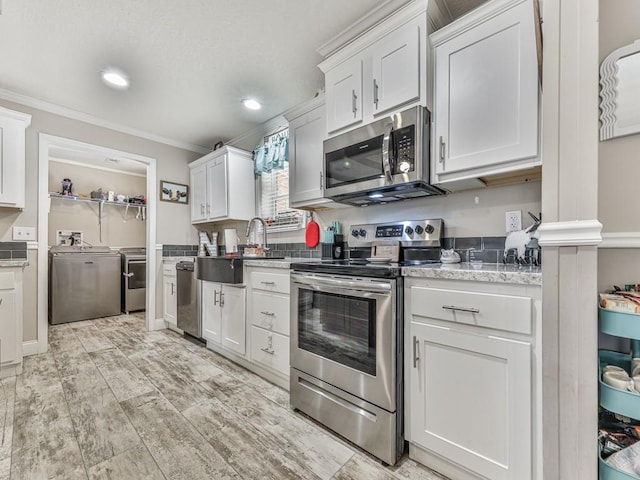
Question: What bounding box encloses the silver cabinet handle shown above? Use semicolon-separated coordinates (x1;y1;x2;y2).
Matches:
439;136;446;162
413;336;419;368
220;291;224;307
373;78;379;108
261;281;276;286
319;171;323;190
200;204;205;215
206;203;211;215
213;290;218;306
170;283;174;295
351;89;357;117
261;311;275;316
261;334;275;354
442;305;480;314
122;272;134;277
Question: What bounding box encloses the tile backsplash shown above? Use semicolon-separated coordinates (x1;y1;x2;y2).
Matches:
0;242;27;260
163;236;508;263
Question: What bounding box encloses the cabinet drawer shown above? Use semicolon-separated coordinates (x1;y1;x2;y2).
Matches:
251;291;290;336
250;271;290;294
410;286;531;335
0;271;15;290
250;326;289;376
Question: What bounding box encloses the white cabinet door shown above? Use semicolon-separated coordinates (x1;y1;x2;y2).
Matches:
221;285;246;355
201;281;222;344
190;163;207;222
207;156;228;220
433;0;538;177
325;58;363;133
371;23;420;115
409;321;531;480
0;290;17;365
288;102;328;207
163;275;177;326
0;108;30;208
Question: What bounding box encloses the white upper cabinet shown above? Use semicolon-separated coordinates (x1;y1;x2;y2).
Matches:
188;146;255;224
325;59;363;133
283;96;333;209
0;107;31;208
190;163;207;222
319;2;428;135
431;0;540;186
370;23;420;115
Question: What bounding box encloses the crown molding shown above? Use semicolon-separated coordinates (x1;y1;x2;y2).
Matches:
317;0;427;72
227;114;288;149
430;0;528;46
599;232;640;249
537;220;603;247
427;0;454;32
0;88;211;155
282;94;325;121
316;0;415;58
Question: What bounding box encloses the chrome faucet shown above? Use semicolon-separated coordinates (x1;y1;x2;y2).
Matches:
245;217;268;250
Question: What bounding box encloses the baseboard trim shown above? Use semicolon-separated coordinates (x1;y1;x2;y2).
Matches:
151;317;168;331
22;339;39;356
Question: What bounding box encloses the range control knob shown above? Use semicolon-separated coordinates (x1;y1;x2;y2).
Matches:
351;229;360;238
424;224;435;234
405;226;414;235
358;229;367;238
414;225;424;235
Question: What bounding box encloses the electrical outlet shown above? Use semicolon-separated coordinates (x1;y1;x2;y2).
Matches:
12;226;35;241
505;210;522;233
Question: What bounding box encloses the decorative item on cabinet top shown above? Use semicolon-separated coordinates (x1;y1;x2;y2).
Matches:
600;39;640;141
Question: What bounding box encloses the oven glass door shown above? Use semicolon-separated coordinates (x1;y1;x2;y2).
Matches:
325;135;384;188
291;273;396;411
298;288;376;376
127;260;146;289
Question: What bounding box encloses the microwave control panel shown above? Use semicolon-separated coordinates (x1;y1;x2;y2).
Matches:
393;125;415;174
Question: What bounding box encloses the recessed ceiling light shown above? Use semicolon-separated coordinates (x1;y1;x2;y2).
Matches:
101;67;129;90
242;99;261;110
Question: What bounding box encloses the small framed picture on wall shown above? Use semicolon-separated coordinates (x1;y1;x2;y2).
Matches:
160;180;189;204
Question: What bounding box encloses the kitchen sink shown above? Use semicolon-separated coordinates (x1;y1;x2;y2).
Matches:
197;256;285;284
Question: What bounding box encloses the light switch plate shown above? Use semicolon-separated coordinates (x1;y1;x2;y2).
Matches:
12;226;35;241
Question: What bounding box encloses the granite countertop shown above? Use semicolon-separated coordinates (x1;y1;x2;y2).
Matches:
243;257;321;269
162;256;196;264
402;262;542;285
0;260;29;268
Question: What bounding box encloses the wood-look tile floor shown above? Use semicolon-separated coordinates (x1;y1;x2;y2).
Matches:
1;313;449;480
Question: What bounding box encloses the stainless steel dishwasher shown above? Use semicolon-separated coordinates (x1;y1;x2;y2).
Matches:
48;246;121;324
176;260;200;338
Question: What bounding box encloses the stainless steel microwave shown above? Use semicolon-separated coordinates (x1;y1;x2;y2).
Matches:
323;106;445;206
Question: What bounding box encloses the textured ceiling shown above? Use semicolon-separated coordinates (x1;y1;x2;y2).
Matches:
0;0;485;155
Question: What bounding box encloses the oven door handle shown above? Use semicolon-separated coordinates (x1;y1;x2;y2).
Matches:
291;273;392;293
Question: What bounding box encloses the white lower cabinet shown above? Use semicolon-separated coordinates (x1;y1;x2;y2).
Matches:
405;277;540;480
0;268;24;378
246;266;291;388
250;326;289;376
201;281;246;356
162;265;177;329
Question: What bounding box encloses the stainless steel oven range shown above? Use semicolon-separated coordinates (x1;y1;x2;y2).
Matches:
120;247;146;314
290;218;444;465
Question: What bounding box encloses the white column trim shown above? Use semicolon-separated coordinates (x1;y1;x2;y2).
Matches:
600;232;640;248
537;220;603;246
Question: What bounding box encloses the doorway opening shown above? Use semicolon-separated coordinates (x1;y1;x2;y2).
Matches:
37;134;158;354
